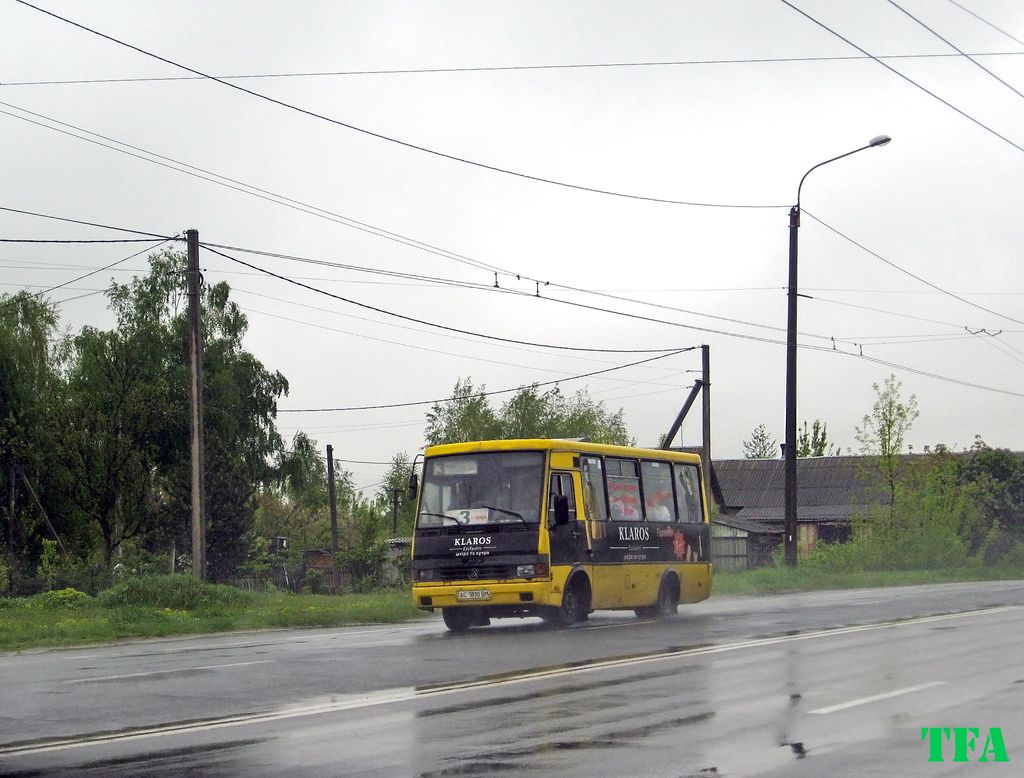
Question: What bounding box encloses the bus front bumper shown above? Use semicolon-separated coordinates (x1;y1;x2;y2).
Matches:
412;580;553;610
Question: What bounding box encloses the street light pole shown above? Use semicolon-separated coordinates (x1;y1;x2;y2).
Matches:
784;135;891;568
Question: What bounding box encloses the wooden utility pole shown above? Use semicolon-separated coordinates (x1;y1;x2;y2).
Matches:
327;444;339;552
7;463;15;560
186;229;207;580
391;488;400;535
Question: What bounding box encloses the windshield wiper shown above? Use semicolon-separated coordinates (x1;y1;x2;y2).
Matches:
418;512;462;526
479;505;527;524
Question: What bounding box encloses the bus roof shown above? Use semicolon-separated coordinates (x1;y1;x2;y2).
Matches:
423;438;703;464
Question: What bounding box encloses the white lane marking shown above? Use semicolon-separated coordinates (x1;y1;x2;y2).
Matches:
63;660;273;683
808;681;947;715
4;605;1018;757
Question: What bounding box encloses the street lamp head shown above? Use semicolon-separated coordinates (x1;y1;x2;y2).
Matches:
869;134;892;148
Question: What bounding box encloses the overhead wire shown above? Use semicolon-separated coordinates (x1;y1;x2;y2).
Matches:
276;348;696;413
4;51;1024;87
36;238;176;298
944;0;1024;50
217;242;1024;403
203;243;694;354
804;211;1024;326
0;204;177;240
885;0;1024;104
9;99;1014;341
12;0;784;209
778;0;1024;156
0;100;506;276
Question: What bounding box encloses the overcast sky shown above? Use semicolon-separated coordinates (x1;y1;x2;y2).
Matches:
3;0;1023;494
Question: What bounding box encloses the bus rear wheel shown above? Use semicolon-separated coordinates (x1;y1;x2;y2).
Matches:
635;576;679;619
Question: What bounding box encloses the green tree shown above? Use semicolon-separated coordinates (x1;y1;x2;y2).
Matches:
855;374;919;520
957;437;1024;559
425;379;631;446
797;419;834;457
43;324;174;565
256;432;331;550
742;424;777;459
61;248;290;579
376;452;415;536
424;378;500;445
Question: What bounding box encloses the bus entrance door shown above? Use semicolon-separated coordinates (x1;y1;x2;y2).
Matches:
548;472;588;566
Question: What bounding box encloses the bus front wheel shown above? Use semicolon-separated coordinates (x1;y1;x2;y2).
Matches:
545;576;590;627
443;607;487;632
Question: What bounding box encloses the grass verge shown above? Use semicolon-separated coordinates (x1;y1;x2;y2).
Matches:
713;564;1024;596
0;576;428;652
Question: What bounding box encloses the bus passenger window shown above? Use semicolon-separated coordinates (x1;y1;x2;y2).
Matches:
641;460;675;522
606;458;641;521
674;463;704;523
580;457;607;521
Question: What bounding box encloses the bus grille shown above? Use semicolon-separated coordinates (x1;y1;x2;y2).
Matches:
437;563;517;582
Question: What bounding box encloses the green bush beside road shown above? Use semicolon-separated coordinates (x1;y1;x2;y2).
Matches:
0;575;426;652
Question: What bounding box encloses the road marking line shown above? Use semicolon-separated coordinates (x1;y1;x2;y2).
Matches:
63;660;273;683
808;681;946;715
3;605;1018;757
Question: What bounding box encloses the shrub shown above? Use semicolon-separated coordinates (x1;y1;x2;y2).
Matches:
97;575;254;610
32;588;92;609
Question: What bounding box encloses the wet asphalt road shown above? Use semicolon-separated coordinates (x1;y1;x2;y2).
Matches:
1;580;1023;776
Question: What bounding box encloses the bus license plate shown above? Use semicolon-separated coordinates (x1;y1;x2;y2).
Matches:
457;589;490;601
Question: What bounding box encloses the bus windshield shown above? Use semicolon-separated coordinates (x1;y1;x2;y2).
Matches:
418;451;545;527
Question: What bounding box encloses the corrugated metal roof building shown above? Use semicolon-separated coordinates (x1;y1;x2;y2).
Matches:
710;456;890;564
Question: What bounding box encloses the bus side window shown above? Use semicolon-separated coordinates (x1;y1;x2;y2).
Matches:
580;456;608;521
548;473;577;523
641;460;675;522
606;458;642;521
673;463;704;523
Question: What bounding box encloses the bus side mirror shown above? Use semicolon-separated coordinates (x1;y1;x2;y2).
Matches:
552;494;570;526
408;472;418;502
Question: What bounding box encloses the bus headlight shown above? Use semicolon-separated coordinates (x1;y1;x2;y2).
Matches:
415;569;435;582
517;564;547;578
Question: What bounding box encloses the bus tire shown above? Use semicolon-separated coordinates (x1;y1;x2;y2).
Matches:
548;574;590;627
635;575;679;619
442;607;475;632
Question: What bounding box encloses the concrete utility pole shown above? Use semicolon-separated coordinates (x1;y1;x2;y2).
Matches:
784;135;890;568
186;229;207;580
327;444;339;552
701;344;711;479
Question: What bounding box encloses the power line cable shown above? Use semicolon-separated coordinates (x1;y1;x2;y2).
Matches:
278;348;694;412
7;51;1024;86
778;0;1024;156
0;204;177;239
804;210;1024;326
0;237;161;243
945;0;1024;49
13;0;784;209
885;0;1024;105
37;239;176;297
0;100;507;275
203;243;695;354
